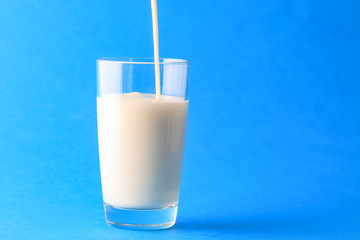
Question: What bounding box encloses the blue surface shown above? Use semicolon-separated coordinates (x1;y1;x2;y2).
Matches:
0;0;359;239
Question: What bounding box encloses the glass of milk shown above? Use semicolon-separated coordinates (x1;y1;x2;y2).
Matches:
97;57;190;230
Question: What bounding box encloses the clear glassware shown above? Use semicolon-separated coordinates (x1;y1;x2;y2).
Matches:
97;57;190;230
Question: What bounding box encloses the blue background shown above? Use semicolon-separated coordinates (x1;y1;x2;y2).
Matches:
0;0;359;239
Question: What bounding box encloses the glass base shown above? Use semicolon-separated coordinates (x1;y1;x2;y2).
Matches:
104;203;178;230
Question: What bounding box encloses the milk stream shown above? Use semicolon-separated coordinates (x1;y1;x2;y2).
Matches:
151;0;161;100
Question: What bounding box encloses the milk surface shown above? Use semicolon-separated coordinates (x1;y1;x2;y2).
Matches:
97;92;188;208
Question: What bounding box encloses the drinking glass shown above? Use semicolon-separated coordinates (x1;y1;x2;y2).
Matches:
97;57;190;230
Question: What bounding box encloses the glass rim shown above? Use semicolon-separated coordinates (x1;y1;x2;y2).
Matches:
97;57;190;64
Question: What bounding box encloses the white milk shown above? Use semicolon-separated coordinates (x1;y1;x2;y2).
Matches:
97;92;188;208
